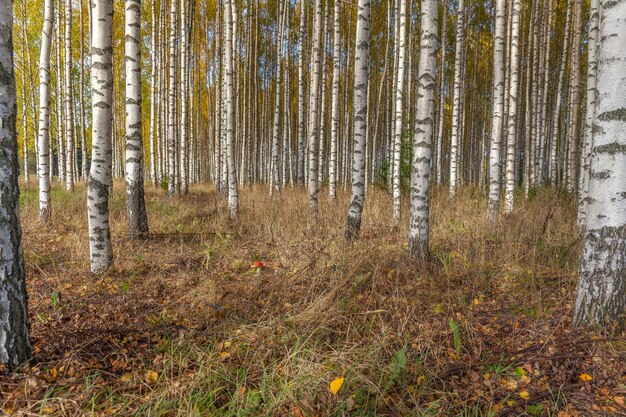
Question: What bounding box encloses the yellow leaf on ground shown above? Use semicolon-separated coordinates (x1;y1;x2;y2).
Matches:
220;351;231;359
519;390;531;400
145;370;159;384
329;377;345;395
579;373;593;382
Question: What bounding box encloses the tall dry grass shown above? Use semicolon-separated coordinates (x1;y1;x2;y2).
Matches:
5;181;621;416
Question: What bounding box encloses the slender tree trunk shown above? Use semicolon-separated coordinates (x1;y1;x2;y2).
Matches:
503;0;521;215
448;0;465;197
64;0;75;191
487;0;506;223
329;0;340;198
573;0;626;328
578;0;600;229
550;0;572;186
392;0;407;222
180;0;189;195
308;0;323;212
270;1;286;195
297;0;306;186
87;0;114;274
345;0;370;240
567;0;583;194
149;0;158;187
225;0;238;219
167;0;177;197
408;0;438;261
79;0;87;181
38;0;54;222
124;0;149;237
435;5;447;185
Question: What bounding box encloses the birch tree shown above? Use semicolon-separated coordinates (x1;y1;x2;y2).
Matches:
297;0;306;187
308;0;323;212
345;0;370;240
167;0;177;197
448;0;465;197
125;0;149;236
578;0;600;228
567;0;583;194
573;0;626;327
87;0;114;274
408;0;438;261
487;0;506;223
64;0;75;191
329;0;340;199
225;0;238;219
38;0;54;222
503;0;521;215
392;0;407;222
0;1;31;370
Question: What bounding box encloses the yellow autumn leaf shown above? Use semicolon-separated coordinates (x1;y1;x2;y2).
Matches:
145;370;159;384
48;367;58;380
220;351;231;359
120;373;133;383
473;298;480;305
519;390;531;400
42;406;54;414
329;377;345;395
579;373;593;382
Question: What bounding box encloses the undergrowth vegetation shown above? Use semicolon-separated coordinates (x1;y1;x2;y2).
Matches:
1;182;625;416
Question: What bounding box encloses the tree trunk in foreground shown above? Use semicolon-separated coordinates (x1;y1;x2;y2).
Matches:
0;1;31;371
345;0;370;240
87;0;114;274
408;0;438;261
124;0;149;237
573;0;626;328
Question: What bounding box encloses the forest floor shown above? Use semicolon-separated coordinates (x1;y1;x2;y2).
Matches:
1;182;625;416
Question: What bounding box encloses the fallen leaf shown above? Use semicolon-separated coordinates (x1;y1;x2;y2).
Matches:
519;390;530;400
579;373;593;382
145;370;159;385
329;377;345;395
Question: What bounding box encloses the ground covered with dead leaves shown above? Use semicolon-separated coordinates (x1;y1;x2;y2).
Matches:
1;183;625;416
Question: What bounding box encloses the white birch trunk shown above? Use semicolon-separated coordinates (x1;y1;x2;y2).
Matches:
329;0;341;198
392;0;407;222
38;0;54;222
297;0;306;186
408;0;438;261
149;0;158;187
487;0;506;222
167;0;177;197
503;0;521;215
308;0;323;212
573;0;626;327
64;0;75;191
0;1;30;369
87;0;114;274
225;0;238;219
578;0;600;229
124;0;148;237
345;0;370;240
448;0;465;197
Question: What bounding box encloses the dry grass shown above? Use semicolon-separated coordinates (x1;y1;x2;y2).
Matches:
1;181;625;416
